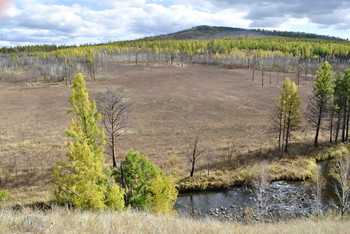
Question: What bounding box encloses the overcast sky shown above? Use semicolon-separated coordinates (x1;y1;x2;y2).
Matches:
0;0;350;47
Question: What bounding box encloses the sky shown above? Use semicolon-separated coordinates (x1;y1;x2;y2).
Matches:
0;0;350;47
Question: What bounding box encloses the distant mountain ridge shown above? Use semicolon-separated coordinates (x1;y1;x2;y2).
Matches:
1;25;348;53
144;25;345;41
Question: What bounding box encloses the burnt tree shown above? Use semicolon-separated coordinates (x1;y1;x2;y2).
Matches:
97;88;130;167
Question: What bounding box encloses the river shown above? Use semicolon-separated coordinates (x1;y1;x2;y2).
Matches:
175;161;334;221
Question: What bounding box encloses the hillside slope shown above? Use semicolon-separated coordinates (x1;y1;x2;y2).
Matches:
145;25;345;41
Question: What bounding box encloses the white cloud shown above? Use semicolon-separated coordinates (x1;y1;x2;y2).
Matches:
0;40;13;47
0;1;252;45
0;0;349;46
3;4;20;17
263;17;311;32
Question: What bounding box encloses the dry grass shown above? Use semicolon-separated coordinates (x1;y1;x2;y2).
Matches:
0;65;314;173
176;157;317;191
0;188;52;208
0;208;349;234
314;143;350;161
0;64;330;202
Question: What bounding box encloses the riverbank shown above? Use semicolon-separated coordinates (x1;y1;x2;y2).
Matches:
176;143;350;193
0;208;349;234
176;157;316;193
1;143;348;210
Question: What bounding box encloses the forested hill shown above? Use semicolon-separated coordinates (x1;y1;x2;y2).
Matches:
1;25;348;54
144;25;346;41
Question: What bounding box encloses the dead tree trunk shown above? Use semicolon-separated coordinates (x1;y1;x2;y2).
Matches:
184;135;204;178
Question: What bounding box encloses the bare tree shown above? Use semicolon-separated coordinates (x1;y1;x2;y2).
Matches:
183;134;204;177
308;166;326;216
203;147;213;176
226;142;234;163
330;157;350;216
252;163;270;221
97;88;131;167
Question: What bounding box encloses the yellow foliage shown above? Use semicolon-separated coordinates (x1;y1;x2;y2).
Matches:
104;184;125;211
147;176;178;215
53;74;124;211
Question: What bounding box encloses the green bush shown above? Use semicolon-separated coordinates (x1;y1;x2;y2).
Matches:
114;150;161;209
114;150;178;213
0;190;9;201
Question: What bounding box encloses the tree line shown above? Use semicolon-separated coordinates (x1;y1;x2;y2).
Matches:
258;62;350;219
276;61;350;152
1;37;349;83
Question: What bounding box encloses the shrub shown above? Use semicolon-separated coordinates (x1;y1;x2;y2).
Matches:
238;167;254;186
114;150;162;209
114;150;178;213
147;176;178;215
0;190;9;201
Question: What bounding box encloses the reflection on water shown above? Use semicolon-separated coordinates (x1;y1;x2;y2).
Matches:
175;188;254;215
175;181;312;217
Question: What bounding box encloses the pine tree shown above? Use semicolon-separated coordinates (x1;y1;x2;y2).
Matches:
113;150;178;213
342;69;350;141
332;71;344;143
277;77;302;153
114;150;162;209
308;61;334;147
53;73;124;211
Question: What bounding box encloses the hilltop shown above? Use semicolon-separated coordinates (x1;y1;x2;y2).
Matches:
144;25;346;41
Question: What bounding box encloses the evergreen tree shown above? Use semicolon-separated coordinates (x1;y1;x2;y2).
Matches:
53;73;124;211
308;61;335;147
114;150;178;213
342;69;350;141
277;77;302;153
332;71;345;143
114;150;161;209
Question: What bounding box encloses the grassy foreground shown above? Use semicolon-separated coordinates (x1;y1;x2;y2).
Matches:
0;208;349;234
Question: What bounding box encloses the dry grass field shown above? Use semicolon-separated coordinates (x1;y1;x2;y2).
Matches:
0;208;349;234
0;64;319;204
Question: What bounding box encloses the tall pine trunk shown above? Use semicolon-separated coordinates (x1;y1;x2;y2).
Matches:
342;106;347;142
335;108;341;143
346;109;350;141
278;114;283;151
314;103;323;147
330;108;334;143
